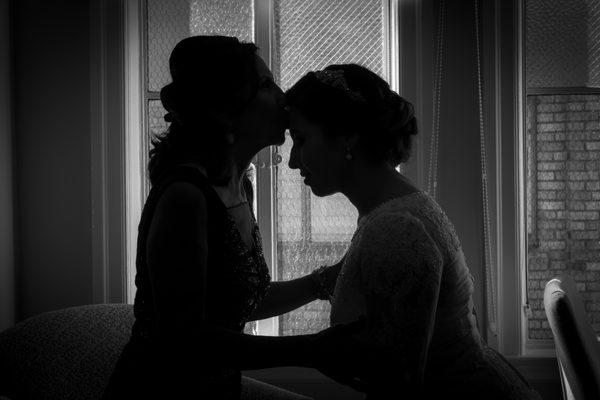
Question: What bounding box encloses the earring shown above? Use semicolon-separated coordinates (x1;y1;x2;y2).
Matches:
345;148;353;161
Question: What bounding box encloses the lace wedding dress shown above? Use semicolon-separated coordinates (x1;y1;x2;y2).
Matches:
330;192;541;399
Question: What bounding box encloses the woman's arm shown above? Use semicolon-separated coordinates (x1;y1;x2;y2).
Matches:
247;258;343;321
350;212;444;396
146;182;362;370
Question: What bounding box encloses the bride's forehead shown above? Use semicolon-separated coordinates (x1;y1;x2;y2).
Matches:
289;112;326;134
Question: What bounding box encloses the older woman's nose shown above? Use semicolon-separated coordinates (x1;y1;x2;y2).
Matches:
288;145;298;170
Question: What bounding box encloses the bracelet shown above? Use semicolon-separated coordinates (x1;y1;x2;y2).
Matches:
310;265;334;302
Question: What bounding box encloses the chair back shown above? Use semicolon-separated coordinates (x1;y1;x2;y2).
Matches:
0;304;134;400
544;275;600;400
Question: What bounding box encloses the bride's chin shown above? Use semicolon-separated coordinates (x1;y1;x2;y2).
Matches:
308;185;329;197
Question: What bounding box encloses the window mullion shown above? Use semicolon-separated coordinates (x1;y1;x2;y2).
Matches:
254;0;279;336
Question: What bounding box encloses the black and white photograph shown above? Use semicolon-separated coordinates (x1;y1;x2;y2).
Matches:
0;0;598;399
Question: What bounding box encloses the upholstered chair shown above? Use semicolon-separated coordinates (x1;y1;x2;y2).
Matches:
0;304;311;400
544;275;600;400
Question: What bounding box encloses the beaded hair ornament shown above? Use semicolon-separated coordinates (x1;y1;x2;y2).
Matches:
313;69;366;102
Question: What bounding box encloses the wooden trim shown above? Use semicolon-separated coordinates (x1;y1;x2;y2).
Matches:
90;0;128;304
516;0;528;357
254;0;279;336
0;0;15;330
141;0;151;201
384;0;400;93
523;339;556;357
90;0;111;304
495;0;525;356
481;0;499;348
414;0;425;190
527;86;600;95
124;0;145;304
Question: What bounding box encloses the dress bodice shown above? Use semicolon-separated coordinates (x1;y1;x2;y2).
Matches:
331;192;478;351
330;192;540;399
110;166;270;400
132;167;270;340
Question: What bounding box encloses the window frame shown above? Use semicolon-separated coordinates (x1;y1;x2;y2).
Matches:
522;90;600;355
126;0;402;335
91;0;143;305
494;0;533;357
254;0;401;336
111;0;587;357
125;0;146;304
500;0;600;357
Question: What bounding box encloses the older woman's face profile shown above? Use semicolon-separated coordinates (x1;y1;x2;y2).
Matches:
235;55;287;148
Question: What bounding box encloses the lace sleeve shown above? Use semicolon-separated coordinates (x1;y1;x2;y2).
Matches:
358;211;443;393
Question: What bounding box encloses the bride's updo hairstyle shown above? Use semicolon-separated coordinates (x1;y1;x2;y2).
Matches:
149;36;259;185
285;64;417;167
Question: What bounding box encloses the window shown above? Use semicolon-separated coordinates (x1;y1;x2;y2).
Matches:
141;0;399;335
273;0;394;335
523;0;600;350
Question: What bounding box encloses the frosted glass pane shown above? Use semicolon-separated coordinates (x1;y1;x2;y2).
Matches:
526;0;600;88
310;194;357;242
190;0;253;42
147;0;253;92
148;100;168;142
525;94;600;339
274;0;384;335
274;0;384;90
277;133;303;242
147;0;190;92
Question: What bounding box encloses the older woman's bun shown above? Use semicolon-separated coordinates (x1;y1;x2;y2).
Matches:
381;92;418;165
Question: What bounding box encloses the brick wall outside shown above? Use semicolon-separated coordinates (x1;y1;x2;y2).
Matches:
527;94;600;339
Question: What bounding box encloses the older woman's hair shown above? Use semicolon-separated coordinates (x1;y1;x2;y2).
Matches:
149;35;259;185
285;64;418;167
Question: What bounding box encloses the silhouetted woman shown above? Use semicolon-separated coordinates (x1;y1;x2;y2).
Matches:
284;64;543;400
102;36;361;400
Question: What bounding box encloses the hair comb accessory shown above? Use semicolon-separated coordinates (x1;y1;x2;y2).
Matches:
313;69;366;102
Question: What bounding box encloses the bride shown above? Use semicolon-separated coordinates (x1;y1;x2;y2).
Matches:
283;64;542;400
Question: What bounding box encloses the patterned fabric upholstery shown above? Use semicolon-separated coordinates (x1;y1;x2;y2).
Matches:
0;304;134;400
0;304;312;400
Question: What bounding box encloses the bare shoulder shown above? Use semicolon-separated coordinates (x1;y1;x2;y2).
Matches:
153;181;208;222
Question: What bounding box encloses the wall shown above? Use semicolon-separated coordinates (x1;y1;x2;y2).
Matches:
427;0;488;339
13;0;94;320
0;0;15;331
526;94;600;339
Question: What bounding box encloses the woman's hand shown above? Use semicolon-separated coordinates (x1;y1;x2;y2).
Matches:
323;258;343;293
310;257;344;301
310;317;371;392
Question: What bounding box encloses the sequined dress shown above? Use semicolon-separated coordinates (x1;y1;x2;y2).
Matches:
330;192;542;400
103;166;271;400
